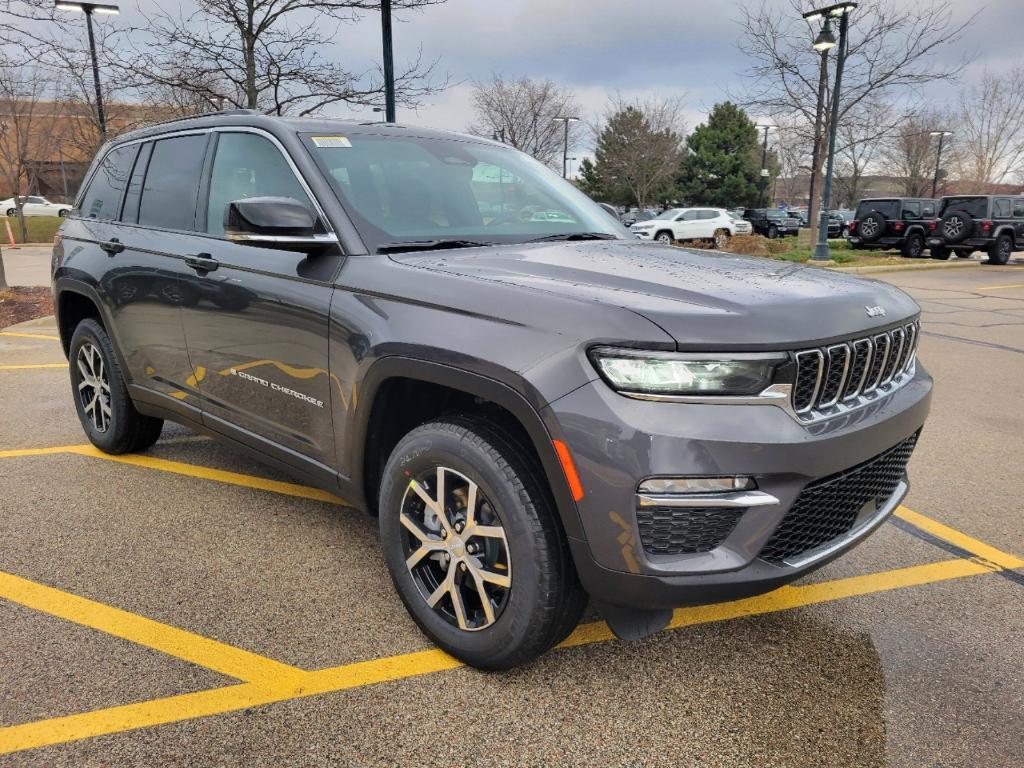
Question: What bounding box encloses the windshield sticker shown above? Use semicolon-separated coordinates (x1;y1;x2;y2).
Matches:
311;136;352;148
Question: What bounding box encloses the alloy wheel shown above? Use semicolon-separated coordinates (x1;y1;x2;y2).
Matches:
861;219;877;237
76;342;111;433
943;217;963;238
400;466;512;631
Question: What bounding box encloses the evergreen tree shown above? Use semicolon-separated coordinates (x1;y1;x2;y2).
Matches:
678;102;765;207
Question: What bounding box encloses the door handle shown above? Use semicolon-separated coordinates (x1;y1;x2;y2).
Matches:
99;238;124;256
184;253;220;273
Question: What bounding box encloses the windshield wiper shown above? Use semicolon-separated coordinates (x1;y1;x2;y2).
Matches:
526;232;619;243
376;239;494;254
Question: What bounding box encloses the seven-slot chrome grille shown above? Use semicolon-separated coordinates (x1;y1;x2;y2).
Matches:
792;321;919;419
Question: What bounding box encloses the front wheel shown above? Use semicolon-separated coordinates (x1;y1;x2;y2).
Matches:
713;229;730;249
58;209;70;217
767;224;779;239
69;319;163;454
655;230;673;245
379;416;586;670
988;233;1013;265
6;208;14;217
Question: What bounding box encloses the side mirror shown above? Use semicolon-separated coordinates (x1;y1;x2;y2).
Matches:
223;196;338;249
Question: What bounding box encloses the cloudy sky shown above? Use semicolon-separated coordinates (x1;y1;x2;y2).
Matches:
92;0;1022;149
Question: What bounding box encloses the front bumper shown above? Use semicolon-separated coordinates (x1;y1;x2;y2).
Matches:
632;229;655;240
545;366;932;609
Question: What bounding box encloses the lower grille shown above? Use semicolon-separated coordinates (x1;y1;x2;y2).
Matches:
759;433;919;564
637;506;743;555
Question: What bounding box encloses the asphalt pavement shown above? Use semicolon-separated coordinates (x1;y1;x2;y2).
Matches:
0;257;1021;766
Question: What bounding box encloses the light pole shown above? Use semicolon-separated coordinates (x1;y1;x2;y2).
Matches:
930;130;953;198
804;2;857;262
55;1;119;143
807;44;829;242
552;116;579;179
755;124;773;207
380;0;396;123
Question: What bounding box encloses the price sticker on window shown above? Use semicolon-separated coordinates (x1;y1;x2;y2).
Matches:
311;136;352;148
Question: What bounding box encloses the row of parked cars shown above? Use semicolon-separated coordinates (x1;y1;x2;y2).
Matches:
627;206;848;245
848;195;1023;265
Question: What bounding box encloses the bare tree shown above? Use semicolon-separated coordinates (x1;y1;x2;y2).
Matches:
115;0;447;116
879;109;950;197
587;96;687;210
738;0;972;236
467;75;579;166
833;97;898;206
951;65;1024;192
0;60;65;243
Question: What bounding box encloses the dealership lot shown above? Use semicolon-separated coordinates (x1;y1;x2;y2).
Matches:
0;262;1022;766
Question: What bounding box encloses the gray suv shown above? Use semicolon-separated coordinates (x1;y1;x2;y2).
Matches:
52;112;932;669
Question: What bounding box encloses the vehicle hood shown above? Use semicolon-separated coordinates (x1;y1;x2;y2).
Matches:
392;240;919;349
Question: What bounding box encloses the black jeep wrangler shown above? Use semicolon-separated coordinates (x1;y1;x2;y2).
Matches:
847;198;937;258
926;195;1024;265
742;208;800;238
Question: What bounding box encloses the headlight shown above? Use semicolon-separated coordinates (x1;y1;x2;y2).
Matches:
590;347;787;396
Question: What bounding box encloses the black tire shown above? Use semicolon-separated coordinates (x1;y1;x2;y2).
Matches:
954;248;974;259
5;208;14;217
68;318;163;454
988;233;1013;265
58;209;70;217
930;245;950;260
654;230;673;245
939;210;972;243
858;211;886;243
379;415;586;670
902;232;925;258
767;224;779;239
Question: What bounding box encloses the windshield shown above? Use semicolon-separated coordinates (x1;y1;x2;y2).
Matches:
940;196;988;218
652;209;679;220
303;132;625;252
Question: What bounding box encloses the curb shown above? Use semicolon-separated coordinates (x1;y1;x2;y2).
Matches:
829;260;982;275
2;314;58;333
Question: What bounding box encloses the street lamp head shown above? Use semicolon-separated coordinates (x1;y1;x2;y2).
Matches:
812;21;837;51
553;116;580;123
929;130;954;137
803;2;857;20
55;1;120;13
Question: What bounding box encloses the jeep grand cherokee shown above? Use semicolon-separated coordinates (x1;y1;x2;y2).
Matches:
53;112;932;669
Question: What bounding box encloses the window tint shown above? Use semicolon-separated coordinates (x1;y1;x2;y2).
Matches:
921;202;936;217
120;142;152;225
138;134;208;231
939;197;988;218
1013;199;1024;218
993;198;1011;217
855;200;899;219
206;132;313;236
901;201;919;219
27;196;44;204
697;209;717;220
680;210;698;221
79;144;138;221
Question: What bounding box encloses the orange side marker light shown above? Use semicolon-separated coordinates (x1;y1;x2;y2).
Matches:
553;439;585;501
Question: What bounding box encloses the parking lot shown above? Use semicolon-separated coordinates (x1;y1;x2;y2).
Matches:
1;259;1022;766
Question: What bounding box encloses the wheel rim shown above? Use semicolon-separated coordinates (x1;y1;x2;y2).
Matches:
400;466;512;632
657;233;671;244
715;232;727;248
944;217;963;238
76;342;111;433
1000;239;1011;258
910;238;922;257
862;219;877;237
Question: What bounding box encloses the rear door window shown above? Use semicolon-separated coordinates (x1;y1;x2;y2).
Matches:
856;200;898;219
138;134;209;231
901;202;919;219
1013;199;1024;218
921;201;936;217
993;198;1011;218
940;197;988;218
78;144;139;221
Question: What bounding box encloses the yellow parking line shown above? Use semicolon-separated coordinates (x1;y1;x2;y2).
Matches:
0;331;60;341
0;556;998;756
0;571;308;688
0;444;346;505
0;363;68;370
976;282;1024;291
894;506;1024;569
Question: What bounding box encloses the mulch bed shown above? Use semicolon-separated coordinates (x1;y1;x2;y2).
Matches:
0;286;53;329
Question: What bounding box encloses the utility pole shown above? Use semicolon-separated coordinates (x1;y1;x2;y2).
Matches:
930;130;953;198
552;116;579;179
756;124;772;207
381;0;395;123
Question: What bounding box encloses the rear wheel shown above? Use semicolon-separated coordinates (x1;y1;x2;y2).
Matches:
902;232;925;258
988;233;1013;265
69;319;163;454
379;416;586;670
767;224;779;239
655;230;673;245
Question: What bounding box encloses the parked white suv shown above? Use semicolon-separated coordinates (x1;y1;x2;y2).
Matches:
3;195;72;217
631;207;736;248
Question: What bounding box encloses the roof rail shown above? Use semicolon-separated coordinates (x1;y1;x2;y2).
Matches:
119;108;264;136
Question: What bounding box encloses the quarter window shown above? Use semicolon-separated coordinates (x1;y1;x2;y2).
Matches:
993;198;1011;218
78;144;138;221
697;210;717;220
138;134;209;231
1013;199;1024;218
205;132;313;237
921;202;936;217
